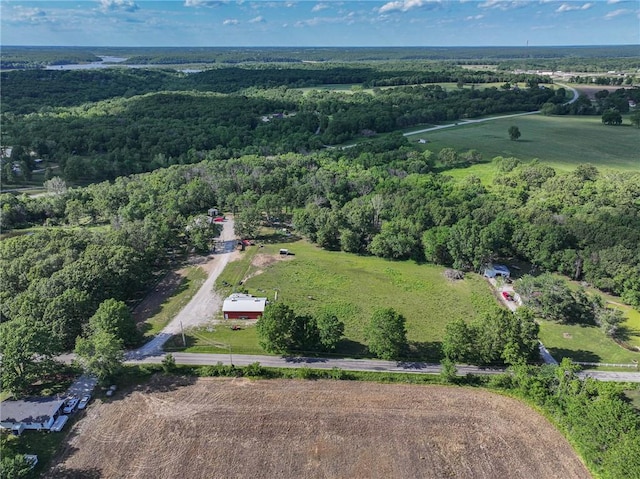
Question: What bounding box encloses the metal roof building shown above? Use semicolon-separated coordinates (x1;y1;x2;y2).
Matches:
222;294;268;320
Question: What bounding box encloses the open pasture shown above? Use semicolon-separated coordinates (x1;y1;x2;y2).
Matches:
47;377;591;479
188;240;497;359
413;114;640;175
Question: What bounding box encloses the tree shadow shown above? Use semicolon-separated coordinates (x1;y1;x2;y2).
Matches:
406;340;443;362
614;324;640;344
135;271;190;336
334;338;369;358
45;467;102;479
138;374;198;394
545;347;601;363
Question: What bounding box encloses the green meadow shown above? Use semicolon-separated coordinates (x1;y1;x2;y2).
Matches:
538;321;639;366
171;238;640;365
180;239;498;359
408;114;640;176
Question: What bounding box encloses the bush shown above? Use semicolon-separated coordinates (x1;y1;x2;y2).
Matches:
161;353;176;373
244;362;264;377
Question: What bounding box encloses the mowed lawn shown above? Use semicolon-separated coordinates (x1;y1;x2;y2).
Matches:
184;239;498;359
538;321;639;366
410;114;640;177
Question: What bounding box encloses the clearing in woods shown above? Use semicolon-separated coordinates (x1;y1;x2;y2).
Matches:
47;377;591;479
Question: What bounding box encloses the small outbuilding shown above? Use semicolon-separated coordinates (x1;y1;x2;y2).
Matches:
483;264;511;279
0;397;66;434
222;293;267;320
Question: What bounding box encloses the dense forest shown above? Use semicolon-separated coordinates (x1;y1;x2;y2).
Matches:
2;45;639;69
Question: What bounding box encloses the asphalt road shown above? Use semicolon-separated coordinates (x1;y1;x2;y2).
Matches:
126;352;640;383
403;83;579;138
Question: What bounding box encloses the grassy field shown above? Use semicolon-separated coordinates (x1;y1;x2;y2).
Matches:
538;320;639;365
179;237;498;360
408;114;640;176
141;266;207;338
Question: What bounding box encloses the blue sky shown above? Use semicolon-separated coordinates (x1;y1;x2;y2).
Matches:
1;0;639;47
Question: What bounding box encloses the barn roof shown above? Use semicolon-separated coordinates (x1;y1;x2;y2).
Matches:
0;397;65;425
223;294;267;313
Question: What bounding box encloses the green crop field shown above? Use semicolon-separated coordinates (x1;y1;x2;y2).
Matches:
409;114;640;177
181;238;498;359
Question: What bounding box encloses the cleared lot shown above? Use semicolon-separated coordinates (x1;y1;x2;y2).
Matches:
48;377;591;479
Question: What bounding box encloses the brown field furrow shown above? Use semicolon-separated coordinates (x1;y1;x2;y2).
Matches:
47;377;591;479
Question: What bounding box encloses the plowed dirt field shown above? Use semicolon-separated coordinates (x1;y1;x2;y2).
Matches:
48;377;591;479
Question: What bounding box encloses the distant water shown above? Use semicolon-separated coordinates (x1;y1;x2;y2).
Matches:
45;56;200;72
45;56;128;70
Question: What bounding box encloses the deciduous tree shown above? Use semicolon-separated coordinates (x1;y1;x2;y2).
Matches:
366;308;407;360
508;125;521;141
74;329;124;383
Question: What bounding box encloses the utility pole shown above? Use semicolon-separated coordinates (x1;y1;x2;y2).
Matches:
180;321;186;347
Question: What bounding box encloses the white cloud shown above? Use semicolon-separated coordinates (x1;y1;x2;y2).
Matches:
378;0;439;14
604;8;629;19
184;0;225;7
223;18;239;25
607;0;622;3
556;2;593;13
312;3;329;12
99;0;139;12
294;15;352;27
465;14;484;20
6;6;49;24
249;15;265;23
478;1;529;10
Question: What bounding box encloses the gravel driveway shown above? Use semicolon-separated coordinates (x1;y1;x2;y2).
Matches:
131;218;238;358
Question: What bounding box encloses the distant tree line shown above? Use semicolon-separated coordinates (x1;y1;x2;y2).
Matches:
3;45;638;69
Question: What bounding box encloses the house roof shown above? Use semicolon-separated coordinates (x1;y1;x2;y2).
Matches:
223;294;267;313
493;264;510;274
0;397;65;425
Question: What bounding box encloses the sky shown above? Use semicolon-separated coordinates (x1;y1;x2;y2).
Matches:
1;0;639;47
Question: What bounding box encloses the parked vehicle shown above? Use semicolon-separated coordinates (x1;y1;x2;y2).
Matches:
77;394;91;410
24;454;38;469
501;291;514;301
106;385;117;397
63;397;79;414
50;415;69;432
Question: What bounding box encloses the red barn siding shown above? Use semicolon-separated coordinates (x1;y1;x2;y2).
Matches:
224;311;262;320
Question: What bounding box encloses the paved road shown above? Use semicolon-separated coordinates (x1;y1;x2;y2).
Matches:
125;352;640;382
130;218;238;358
403;83;580;138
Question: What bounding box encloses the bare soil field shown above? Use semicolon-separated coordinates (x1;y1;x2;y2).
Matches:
48;378;591;479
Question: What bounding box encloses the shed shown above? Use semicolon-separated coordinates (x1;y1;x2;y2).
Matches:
484;264;511;278
223;294;267;320
0;397;65;434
